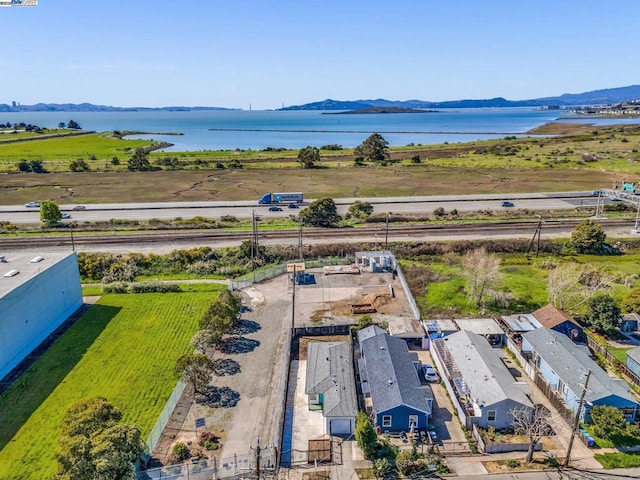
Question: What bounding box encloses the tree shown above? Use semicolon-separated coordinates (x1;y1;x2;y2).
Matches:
547;261;611;314
70;159;91;172
67;119;82;130
584;295;621;334
55;397;142;480
58;122;67;129
622;287;640;313
346;200;374;219
354;133;389;163
590;405;629;439
461;247;501;307
40;200;62;225
355;412;377;459
511;404;552;464
570;219;606;254
174;353;215;394
299;197;342;227
127;149;153;171
297;146;320;169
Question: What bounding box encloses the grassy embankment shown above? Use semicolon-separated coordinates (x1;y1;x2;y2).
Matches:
1;123;640;205
0;289;221;480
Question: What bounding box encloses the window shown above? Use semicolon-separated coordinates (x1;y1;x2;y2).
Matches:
382;416;392;428
487;410;496;422
408;415;418;429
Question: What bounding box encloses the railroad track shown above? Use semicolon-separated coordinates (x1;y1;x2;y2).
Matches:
1;218;633;250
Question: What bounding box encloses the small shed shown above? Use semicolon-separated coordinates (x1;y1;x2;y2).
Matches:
387;316;426;347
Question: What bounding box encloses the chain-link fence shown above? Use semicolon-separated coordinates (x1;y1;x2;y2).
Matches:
230;256;355;291
138;451;277;480
142;380;186;464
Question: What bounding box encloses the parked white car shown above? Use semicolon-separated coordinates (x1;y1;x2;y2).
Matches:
422;364;439;382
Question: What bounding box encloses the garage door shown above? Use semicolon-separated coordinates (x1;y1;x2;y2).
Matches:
329;419;352;435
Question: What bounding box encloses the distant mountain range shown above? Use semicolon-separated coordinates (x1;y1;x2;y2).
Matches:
0;103;237;113
280;85;640;110
2;85;640;112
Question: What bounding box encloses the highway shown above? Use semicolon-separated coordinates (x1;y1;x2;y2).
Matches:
0;191;608;224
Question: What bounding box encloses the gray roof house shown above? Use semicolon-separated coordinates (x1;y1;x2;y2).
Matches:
435;330;533;429
305;341;358;435
627;346;640;378
358;326;433;433
522;328;639;422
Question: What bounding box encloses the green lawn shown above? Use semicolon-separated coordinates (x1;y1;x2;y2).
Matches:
0;132;155;171
594;451;640;469
0;290;221;480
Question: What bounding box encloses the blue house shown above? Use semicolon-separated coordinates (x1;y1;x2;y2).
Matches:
522;328;639;422
434;330;533;429
358;326;433;433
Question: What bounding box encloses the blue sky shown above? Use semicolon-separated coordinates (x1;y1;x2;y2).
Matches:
1;0;639;109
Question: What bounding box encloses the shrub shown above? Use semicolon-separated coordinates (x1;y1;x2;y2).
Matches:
129;281;180;293
172;442;190;462
506;459;520;468
103;282;129;294
543;453;559;467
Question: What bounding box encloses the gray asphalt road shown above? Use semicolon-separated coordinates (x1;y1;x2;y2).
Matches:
0;192;606;224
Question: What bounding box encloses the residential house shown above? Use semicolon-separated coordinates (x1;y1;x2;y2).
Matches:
531;304;585;343
433;330;533;429
522;328;639;422
626;346;640;379
305;341;358;436
358;326;433;433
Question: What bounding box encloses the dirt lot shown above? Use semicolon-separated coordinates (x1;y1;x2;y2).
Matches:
151;266;413;467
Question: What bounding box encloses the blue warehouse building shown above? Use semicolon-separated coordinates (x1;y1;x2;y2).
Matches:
0;251;83;381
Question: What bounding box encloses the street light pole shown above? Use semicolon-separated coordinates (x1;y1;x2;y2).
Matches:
563;369;591;468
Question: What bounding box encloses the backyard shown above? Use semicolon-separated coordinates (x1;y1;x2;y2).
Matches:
0;289;221;480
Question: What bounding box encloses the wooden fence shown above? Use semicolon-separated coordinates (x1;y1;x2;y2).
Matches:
585;335;640;388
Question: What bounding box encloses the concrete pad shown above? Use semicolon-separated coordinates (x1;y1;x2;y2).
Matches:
291;360;325;465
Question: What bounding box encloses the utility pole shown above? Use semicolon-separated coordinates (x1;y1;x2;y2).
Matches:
69;223;75;252
298;221;303;260
291;264;296;331
384;212;390;250
255;437;261;479
563;369;591;468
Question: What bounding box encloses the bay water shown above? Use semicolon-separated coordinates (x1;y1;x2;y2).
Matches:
2;108;638;151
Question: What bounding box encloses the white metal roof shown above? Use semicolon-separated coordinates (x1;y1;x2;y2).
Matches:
0;251;74;298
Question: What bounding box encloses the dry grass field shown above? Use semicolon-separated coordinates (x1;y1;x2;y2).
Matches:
1;122;640;205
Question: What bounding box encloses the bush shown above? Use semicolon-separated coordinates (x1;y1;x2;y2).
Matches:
543;453;559;467
172;442;190;462
129;281;181;293
506;459;520;468
103;282;129;294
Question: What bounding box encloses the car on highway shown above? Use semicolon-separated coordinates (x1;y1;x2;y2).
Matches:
72;205;86;210
502;201;514;207
611;196;622;202
422;364;439;382
268;206;283;211
61;213;71;219
287;203;299;209
591;190;602;196
25;202;40;208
